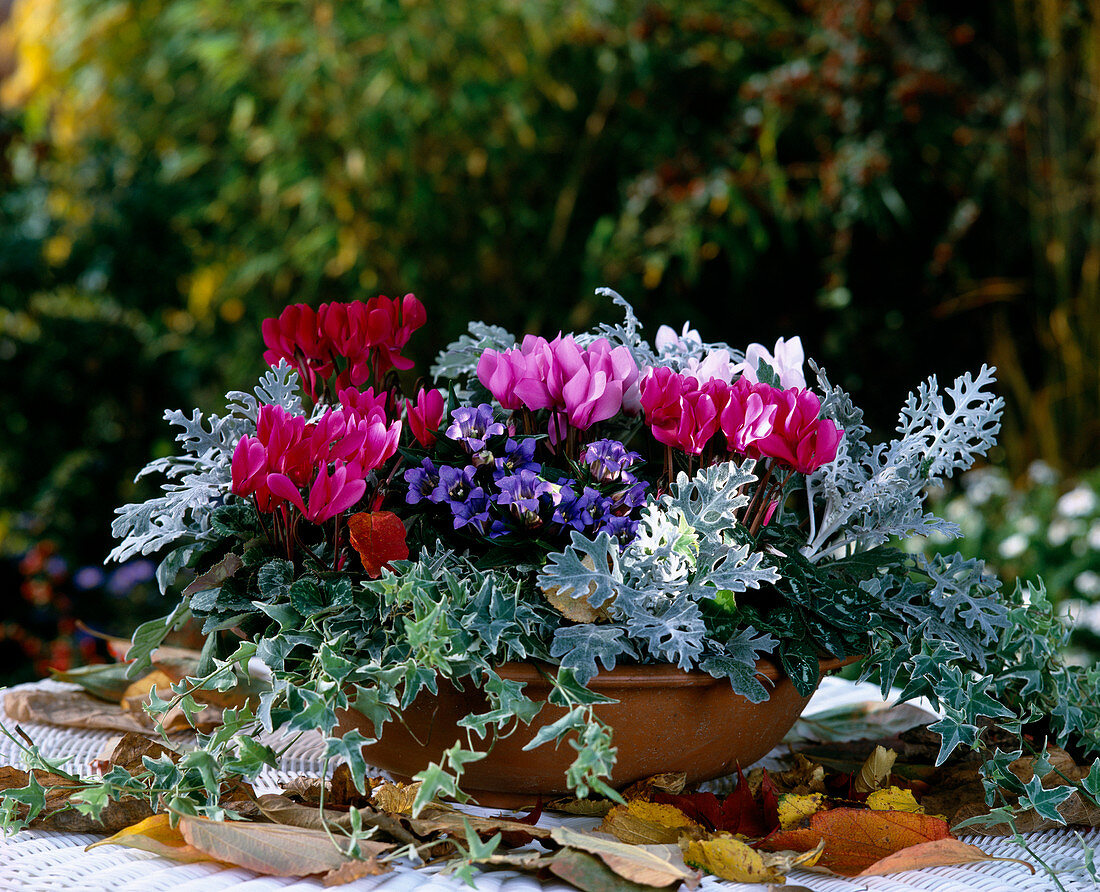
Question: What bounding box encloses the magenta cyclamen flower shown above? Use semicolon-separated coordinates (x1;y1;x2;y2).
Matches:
404;388;446;446
720;378;779;455
269;460;367;524
755;388;844;474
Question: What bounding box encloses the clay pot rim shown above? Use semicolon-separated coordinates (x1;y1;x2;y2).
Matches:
494;653;863;689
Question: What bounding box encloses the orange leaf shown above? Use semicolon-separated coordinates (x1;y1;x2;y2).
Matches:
759;807;951;876
88;814;214;864
347;511;409;577
857;838;1035;876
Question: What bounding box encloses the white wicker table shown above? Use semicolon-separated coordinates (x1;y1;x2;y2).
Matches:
1;679;1097;892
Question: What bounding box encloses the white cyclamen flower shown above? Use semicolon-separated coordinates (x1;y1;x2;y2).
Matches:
683;348;735;384
736;336;806;389
654;321;702;353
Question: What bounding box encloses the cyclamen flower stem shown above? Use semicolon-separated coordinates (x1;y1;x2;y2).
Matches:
743;463;773;527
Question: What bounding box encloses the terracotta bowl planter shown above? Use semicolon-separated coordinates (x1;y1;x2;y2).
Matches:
337;655;858;808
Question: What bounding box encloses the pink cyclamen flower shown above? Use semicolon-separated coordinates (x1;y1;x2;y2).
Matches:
255;405;313;485
268;460;368;524
339;386;390;421
720;377;779;456
231;436;272;507
476;348;530;411
640;369;719;454
755;388;844;474
405;387;446;446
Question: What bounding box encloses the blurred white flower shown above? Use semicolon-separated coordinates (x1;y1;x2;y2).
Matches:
999;532;1029;559
962;468;1010;506
1028;460;1059;486
1057;484;1097;518
1047;519;1078;547
1074;570;1100;596
1087;521;1100;551
1017;515;1040;536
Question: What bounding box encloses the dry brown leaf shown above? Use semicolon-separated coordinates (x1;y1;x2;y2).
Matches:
0;765;155;833
1009;748;1086;786
548;849;662;892
178;812;392;876
409;805;550;844
600;800;701;845
856;838;1034;876
620;772;688;802
865;786;923;814
546;796;616;817
99;732;179;774
4;689;155;733
87;814;214;863
283;776;327;804
323;856;392;886
258;793;351;831
329;762;377;808
550;826;700;889
160;703;223;733
372;781;421;815
542;555;614;622
770;754;827;795
853;745;897;794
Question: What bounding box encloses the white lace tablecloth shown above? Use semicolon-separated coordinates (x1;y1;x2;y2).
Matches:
1;678;1097;892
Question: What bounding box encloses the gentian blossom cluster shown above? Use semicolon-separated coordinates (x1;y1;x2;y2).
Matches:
231;402;400;524
403;404;648;543
476;335;641;442
262;294;426;399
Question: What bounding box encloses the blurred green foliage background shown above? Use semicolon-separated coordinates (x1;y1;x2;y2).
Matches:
0;0;1096;678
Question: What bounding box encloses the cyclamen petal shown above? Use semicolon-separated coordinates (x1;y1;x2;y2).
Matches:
266;472;307;514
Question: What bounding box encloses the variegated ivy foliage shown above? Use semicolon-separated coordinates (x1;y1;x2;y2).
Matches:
16;298;1097;834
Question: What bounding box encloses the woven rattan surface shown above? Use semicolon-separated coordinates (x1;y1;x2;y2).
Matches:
2;679;1097;892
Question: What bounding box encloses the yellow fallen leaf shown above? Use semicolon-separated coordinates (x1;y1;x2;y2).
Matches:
601;800;701;845
681;835;823;884
866;786;924;813
120;671;175;713
681;835;773;883
88;814;213;864
854;745;897;794
778;792;826;829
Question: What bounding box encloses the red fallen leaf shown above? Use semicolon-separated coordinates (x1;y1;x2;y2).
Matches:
495;798;547;848
655;769;767;836
759;807;952;876
347;512;409;578
759;770;780;833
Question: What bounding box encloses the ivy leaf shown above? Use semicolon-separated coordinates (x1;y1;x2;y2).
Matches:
324;729;372;795
1020;776;1074;824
